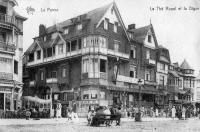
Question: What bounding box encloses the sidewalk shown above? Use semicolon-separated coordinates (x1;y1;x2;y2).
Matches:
0;117;196;126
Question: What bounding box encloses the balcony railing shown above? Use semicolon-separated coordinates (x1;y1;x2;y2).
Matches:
116;75;144;84
144;80;157;86
27;47;129;67
46;78;58;83
145;59;156;65
0;72;13;80
0;13;20;30
0;41;15;53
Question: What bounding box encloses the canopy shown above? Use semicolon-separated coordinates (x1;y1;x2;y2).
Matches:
22;96;51;104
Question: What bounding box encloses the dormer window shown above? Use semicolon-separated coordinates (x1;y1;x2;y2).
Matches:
64;28;69;34
77;24;82;30
148;35;152;43
104;19;108;30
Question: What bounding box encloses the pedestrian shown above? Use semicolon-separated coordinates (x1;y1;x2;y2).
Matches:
155;108;159;118
182;106;186;120
171;106;176;120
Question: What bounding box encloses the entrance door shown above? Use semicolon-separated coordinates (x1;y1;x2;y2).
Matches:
0;93;4;110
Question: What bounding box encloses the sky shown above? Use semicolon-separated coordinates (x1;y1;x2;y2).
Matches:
14;0;200;75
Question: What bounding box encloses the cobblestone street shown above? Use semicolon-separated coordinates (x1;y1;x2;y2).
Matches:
0;118;200;132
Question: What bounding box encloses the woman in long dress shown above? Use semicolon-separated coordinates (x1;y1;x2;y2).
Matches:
171;106;176;120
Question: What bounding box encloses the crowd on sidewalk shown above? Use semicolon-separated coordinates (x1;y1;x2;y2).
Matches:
124;105;200;120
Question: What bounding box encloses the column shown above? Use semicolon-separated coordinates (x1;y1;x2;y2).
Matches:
3;93;5;111
10;88;14;111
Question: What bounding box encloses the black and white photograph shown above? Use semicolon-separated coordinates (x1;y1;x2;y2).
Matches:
0;0;200;131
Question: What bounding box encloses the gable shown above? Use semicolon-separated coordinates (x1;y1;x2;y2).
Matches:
144;29;156;49
96;2;130;41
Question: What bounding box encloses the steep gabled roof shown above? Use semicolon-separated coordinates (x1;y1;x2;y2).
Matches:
180;59;193;70
24;40;41;54
46;2;112;34
128;24;158;46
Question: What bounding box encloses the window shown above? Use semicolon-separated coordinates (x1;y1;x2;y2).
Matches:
148;35;151;43
130;47;136;58
40;71;44;80
47;48;52;57
83;38;87;48
104;19;108;30
91;90;98;99
29;53;34;62
83;94;89;99
160;63;165;70
71;40;77;51
145;70;150;81
62;68;66;78
114;22;118;33
130;65;136;78
37;50;41;59
114;40;120;51
64;28;69;34
78;39;82;49
146;49;150;59
14;60;18;74
51;71;57;78
100;59;106;72
82;59;89;73
77;24;82;30
58;44;63;54
159;75;165;85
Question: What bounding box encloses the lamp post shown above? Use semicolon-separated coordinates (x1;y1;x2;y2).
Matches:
135;79;142;122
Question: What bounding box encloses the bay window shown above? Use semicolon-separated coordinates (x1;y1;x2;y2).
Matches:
82;59;89;73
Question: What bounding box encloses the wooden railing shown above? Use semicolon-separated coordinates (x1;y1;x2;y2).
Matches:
0;41;15;53
0;13;21;30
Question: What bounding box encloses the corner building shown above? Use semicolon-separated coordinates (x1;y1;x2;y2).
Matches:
0;0;26;115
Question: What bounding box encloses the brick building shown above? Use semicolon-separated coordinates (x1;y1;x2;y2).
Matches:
23;2;196;116
0;0;26;115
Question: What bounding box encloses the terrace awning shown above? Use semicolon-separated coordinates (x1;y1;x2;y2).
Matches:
22;96;51;104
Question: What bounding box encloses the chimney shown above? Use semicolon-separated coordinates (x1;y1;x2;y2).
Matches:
128;24;136;30
39;24;46;36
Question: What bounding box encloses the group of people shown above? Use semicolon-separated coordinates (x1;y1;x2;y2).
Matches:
125;105;200;120
87;106;122;126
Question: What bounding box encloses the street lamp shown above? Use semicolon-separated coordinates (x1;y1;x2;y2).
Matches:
135;79;142;122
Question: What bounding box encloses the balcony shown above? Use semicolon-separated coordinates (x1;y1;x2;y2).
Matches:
116;75;144;84
81;72;107;80
27;47;129;67
0;14;20;30
0;41;15;53
46;78;58;83
144;59;156;65
107;49;129;60
144;80;157;86
0;72;13;80
29;80;35;87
